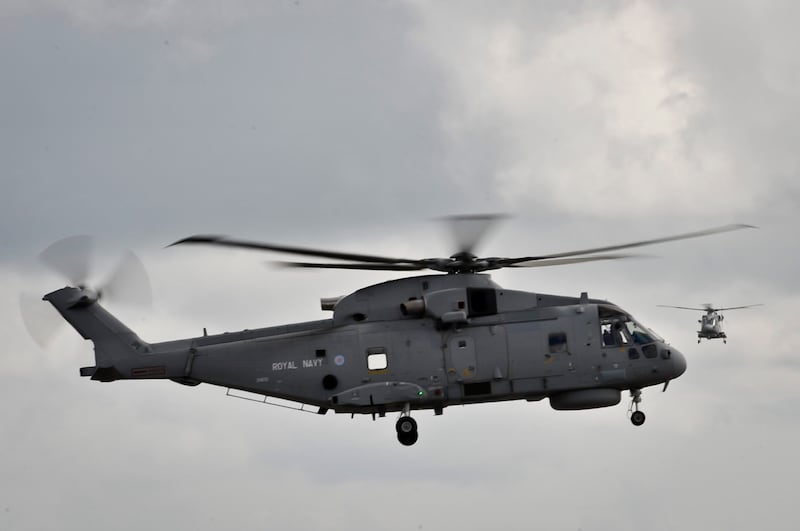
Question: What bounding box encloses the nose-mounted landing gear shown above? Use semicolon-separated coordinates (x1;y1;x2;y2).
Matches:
396;403;419;446
628;389;646;426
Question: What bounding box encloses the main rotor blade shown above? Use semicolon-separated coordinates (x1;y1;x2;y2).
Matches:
274;261;428;271
442;214;507;255
713;304;764;311
498;224;756;264
504;254;640;268
39;235;93;286
657;305;707;311
170;235;420;265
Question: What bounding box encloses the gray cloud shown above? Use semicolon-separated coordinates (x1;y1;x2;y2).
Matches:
2;2;798;530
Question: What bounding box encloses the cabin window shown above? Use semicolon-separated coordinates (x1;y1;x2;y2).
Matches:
367;349;388;371
548;332;568;353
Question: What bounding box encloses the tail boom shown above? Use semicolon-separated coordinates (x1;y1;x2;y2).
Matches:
44;287;185;382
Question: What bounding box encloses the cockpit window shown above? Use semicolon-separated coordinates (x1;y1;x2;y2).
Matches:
599;306;663;346
601;322;628;347
624;321;657;344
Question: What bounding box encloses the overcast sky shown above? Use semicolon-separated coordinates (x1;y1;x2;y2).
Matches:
2;1;799;530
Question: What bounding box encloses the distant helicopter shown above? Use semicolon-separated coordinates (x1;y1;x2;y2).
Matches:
26;218;754;445
658;304;763;343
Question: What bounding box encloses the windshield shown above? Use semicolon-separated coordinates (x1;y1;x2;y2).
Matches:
599;305;663;346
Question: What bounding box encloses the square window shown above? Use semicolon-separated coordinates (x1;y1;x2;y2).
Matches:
367;353;388;371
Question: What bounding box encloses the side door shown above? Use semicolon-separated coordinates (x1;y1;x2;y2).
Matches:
358;323;446;388
444;324;508;398
507;315;580;393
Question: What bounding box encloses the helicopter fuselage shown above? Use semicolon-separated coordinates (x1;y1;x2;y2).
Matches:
698;312;726;340
47;274;686;419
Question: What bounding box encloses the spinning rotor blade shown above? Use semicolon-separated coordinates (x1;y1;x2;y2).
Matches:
497;224;756;266
21;236;152;348
19;291;65;348
172;222;755;275
443;214;507;255
275;261;429;271
101;250;153;307
170;235;420;266
504;253;640;268
39;235;93;285
710;304;764;312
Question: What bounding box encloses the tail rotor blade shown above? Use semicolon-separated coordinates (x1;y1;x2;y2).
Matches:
39;235;93;286
23;236;152;350
101;250;153;307
19;291;64;348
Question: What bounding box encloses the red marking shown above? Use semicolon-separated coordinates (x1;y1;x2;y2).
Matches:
131;366;166;378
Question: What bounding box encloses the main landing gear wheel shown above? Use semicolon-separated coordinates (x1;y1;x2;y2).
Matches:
396;416;418;446
628;389;646;426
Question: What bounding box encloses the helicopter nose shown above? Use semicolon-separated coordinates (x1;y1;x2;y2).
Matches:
672;348;687;378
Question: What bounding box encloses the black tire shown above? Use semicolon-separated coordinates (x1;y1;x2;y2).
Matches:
631;410;646;426
395;416;417;434
397;430;419;446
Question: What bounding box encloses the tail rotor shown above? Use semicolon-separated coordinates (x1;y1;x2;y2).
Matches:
19;236;152;348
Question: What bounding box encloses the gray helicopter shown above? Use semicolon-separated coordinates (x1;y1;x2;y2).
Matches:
34;219;753;446
658;303;763;343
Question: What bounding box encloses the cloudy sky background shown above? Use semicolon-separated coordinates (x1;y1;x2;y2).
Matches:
2;1;798;529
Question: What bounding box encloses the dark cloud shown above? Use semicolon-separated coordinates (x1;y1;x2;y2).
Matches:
2;2;798;530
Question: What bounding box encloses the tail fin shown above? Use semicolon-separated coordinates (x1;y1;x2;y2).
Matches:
44;286;151;380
